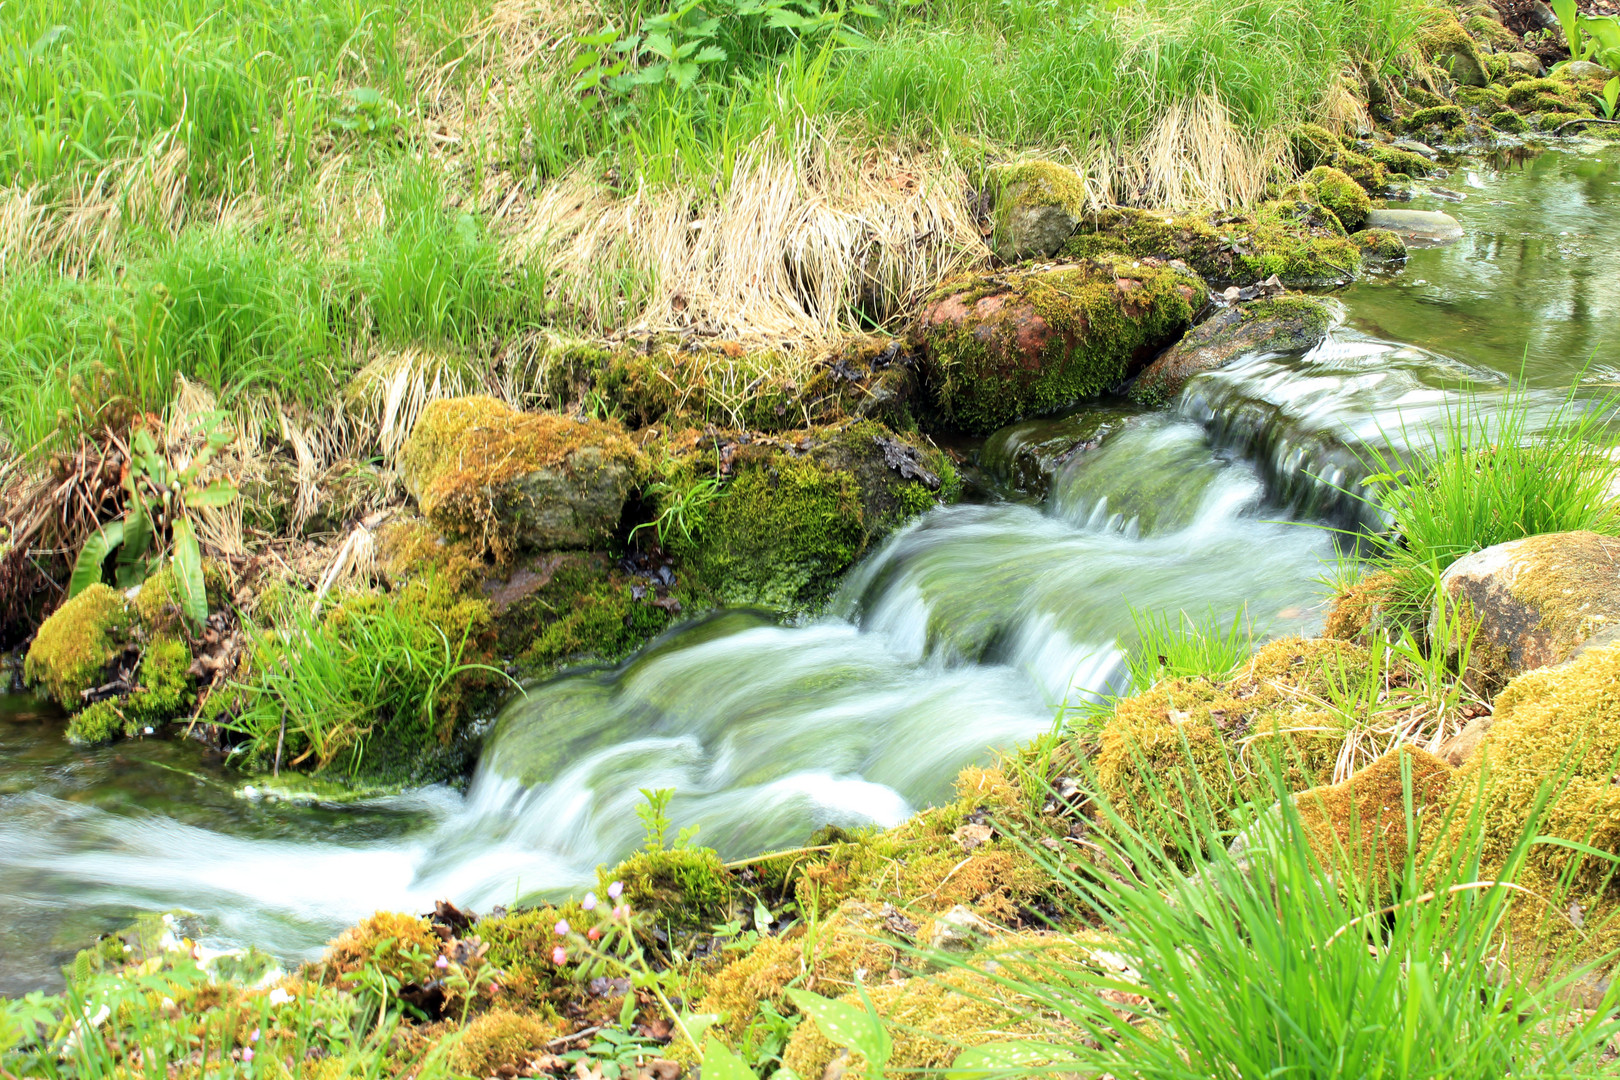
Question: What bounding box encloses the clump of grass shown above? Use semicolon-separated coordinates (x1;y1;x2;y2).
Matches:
1355;385;1620;624
220;576;505;777
1122;604;1255;694
941;755;1620;1079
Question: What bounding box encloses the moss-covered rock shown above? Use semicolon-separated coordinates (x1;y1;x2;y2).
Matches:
24;584;134;708
1293;745;1453;885
912;256;1203;433
600;846;734;930
1300;166;1373;232
668;422;959;610
1090;638;1372;845
1419;18;1490;87
1291;124;1394;191
1061;200;1362;289
1354;227;1409;267
987;159;1088;262
448;1009;564;1077
1488;108;1530;132
1130;295;1333;406
1435;531;1620;691
1426;643;1620;968
398;397;644;557
67;634;193;745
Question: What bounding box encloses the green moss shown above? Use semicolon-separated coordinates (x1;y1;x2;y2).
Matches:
1457;83;1511;112
674;450;863;610
1301;165;1372;232
24;584;134;708
1090;638;1369;848
1463;13;1518;51
474;904;591;1008
449;1009;563;1077
1532;110;1586;131
1062;201;1361;290
600;847;734;930
1354;227;1408;263
1504;77;1587;114
1418;17;1490;87
1489;109;1529;133
1364;143;1436;178
518;572;679;673
916;256;1201;433
1403;104;1468;133
988;159;1088;257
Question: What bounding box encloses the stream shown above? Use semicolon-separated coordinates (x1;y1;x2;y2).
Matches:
2;144;1616;996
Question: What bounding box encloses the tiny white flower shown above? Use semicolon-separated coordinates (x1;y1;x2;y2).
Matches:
268;987;295;1006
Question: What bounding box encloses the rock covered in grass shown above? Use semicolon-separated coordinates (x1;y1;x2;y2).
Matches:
1062;200;1362;288
1363;208;1463;246
913;256;1203;433
398;396;645;556
1435;531;1620;689
1129;295;1333;406
987;160;1087;261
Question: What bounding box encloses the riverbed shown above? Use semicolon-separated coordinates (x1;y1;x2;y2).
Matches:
3;143;1615;994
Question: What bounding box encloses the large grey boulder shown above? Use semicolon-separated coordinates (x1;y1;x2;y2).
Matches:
1130;296;1333;405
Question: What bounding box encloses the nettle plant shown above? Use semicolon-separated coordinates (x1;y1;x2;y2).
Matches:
71;416;239;627
570;0;883;96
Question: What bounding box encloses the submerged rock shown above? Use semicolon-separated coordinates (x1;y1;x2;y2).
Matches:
978;406;1137;499
987;160;1086;261
913;256;1203;433
1436;531;1620;688
398;396;644;555
1129;296;1334;406
1062;199;1362;288
1363;208;1463;246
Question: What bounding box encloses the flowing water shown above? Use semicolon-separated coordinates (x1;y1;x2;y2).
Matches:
3;144;1617;994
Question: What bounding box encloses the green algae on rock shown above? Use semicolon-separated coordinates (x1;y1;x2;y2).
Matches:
1298;166;1372;232
1061;200;1361;289
913;256;1203;434
398;396;644;556
1130;296;1333;406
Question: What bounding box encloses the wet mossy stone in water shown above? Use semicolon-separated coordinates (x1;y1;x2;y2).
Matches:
1354;227;1408;267
1061;200;1361;289
987;160;1087;261
67;634;193;745
1298;166;1372;233
672;422;959;610
1129;295;1333;406
913;256;1203;433
23;584;134;709
398;396;644;556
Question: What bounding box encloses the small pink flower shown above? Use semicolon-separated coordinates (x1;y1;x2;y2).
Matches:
612;904;630;921
242;1048;255;1063
582;892;598;911
587;927;601;942
250;1028;260;1043
554;919;570;937
489;982;502;994
607;881;624;900
551;945;567;965
435;954;450;970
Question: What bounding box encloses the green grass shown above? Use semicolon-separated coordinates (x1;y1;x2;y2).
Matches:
1355;385;1620;624
1121;604;1256;693
946;756;1620;1079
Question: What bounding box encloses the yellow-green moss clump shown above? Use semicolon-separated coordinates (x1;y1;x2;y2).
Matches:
1092;638;1371;843
448;1008;562;1076
1294;746;1453;885
1425;644;1620;968
1417;17;1489;87
24;584;134;708
318;911;439;987
914;256;1202;433
1062;200;1361;291
397;396;645;557
1354;227;1408;265
987;160;1089;261
1300;166;1372;233
600;846;734;930
780;963;1058;1080
67;635;193;744
1323;571;1395;642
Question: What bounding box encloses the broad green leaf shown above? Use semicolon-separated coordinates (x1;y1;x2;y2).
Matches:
644;30;674;59
568;51;602;75
580;28;620;47
753;897;773;931
681;1012;722;1044
669;60;700;88
171;517;208;628
69;521;125;598
702;1035;760;1080
947;1040;1075;1079
694;43;727;64
185;479;238;509
786;988;889;1067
